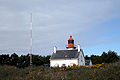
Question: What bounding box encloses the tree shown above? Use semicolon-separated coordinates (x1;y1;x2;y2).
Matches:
90;55;102;64
85;55;90;60
10;53;19;66
89;50;119;64
101;52;108;63
0;54;10;65
107;50;119;63
32;55;44;66
17;54;30;68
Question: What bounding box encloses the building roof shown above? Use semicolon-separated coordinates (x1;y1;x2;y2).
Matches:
50;49;83;60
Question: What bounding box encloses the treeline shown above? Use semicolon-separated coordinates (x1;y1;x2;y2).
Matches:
0;53;50;68
0;50;119;68
85;50;119;64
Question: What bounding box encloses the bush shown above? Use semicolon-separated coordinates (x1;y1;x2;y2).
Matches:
0;61;120;80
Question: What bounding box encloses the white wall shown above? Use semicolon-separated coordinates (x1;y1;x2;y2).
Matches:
89;60;92;66
50;59;78;67
78;51;85;66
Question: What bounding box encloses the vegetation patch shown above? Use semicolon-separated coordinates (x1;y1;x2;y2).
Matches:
60;63;104;71
0;61;120;80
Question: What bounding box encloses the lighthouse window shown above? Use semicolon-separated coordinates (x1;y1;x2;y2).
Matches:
68;40;74;44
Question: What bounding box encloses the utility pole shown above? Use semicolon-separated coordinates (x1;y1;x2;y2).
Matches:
30;13;32;66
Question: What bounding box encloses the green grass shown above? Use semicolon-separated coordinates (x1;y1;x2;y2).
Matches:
0;61;120;80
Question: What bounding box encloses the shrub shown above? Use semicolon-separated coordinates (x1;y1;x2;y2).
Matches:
0;61;120;80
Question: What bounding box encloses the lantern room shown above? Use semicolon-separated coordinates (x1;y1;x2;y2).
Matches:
66;35;76;50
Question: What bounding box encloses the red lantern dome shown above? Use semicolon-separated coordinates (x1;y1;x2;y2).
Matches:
66;35;76;49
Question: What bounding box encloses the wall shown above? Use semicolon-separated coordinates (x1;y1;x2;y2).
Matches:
78;51;85;66
50;59;78;67
89;60;92;66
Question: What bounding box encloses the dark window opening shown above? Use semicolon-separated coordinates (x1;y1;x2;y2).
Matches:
68;40;74;44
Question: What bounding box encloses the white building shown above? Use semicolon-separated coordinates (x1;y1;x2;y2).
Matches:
50;36;85;67
85;60;92;66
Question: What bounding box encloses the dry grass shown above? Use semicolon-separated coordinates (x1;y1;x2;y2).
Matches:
0;61;120;80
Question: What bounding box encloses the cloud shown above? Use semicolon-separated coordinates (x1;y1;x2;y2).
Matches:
0;0;120;55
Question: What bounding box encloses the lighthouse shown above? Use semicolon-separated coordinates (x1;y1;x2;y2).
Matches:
66;35;76;50
50;35;87;67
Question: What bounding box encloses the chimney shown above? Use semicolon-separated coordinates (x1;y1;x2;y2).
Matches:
78;44;80;52
54;46;57;53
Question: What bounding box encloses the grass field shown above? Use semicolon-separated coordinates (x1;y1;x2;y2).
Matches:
0;61;120;80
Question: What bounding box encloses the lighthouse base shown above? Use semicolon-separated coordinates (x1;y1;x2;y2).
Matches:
66;47;76;50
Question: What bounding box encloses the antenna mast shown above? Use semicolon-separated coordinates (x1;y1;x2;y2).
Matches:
30;13;32;66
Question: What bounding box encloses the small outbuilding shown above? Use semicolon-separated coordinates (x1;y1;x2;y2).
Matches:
85;60;92;66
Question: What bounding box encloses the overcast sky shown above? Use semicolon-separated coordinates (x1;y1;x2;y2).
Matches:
0;0;120;56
